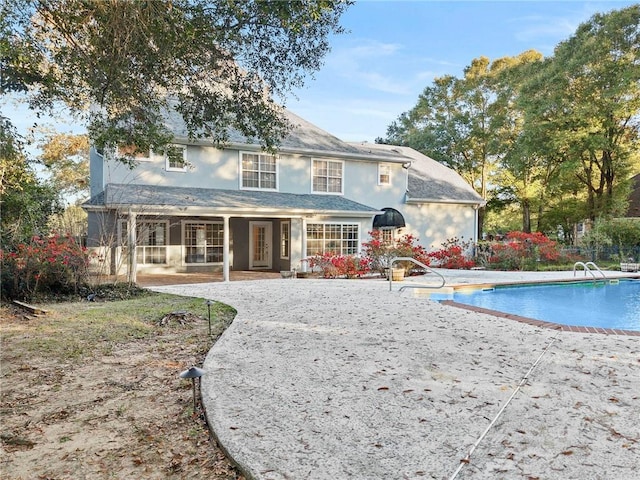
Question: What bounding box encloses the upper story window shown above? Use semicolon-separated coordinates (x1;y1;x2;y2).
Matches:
165;144;187;172
378;164;391;185
241;152;277;190
312;159;343;194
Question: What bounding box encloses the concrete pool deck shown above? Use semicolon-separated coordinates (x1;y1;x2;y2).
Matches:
152;270;640;480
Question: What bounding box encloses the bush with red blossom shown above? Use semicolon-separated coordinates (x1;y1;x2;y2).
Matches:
486;231;561;270
307;252;371;278
361;230;430;276
427;237;476;269
1;233;91;301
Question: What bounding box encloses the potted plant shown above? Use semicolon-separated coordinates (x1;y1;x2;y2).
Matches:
391;266;405;281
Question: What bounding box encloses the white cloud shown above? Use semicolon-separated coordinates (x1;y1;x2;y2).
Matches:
287;95;415;142
324;39;418;94
513;16;579;45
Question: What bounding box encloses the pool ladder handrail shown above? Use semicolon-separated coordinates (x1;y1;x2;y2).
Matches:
573;261;606;281
389;257;446;291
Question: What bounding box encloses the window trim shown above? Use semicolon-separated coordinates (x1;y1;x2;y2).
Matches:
378;227;397;243
119;219;169;265
305;222;360;257
378;163;391;186
239;151;279;191
280;221;290;260
181;220;224;265
311;158;344;195
165;144;188;172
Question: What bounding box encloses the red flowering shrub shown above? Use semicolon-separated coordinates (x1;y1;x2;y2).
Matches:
486;231;561;270
361;230;430;276
307;252;370;278
427;237;476;269
1;233;91;301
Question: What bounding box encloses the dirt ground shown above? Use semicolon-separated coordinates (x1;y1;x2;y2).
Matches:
0;302;244;480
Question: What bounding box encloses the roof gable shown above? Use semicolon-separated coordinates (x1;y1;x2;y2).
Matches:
349;143;484;205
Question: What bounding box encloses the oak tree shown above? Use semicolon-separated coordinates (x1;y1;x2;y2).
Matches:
1;0;351;161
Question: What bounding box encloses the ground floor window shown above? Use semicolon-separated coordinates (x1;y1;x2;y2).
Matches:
306;223;359;256
280;221;290;259
379;228;396;243
120;220;168;264
183;222;223;264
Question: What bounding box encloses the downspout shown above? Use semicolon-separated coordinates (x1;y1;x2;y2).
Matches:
473;204;479;243
403;161;411;197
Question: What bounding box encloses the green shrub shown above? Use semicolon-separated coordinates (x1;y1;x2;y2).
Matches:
581;217;640;262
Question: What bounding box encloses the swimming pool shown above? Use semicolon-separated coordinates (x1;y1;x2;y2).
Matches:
450;279;640;331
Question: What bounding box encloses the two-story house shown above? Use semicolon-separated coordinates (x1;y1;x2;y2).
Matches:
83;110;484;281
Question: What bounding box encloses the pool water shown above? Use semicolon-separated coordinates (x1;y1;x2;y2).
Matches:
451;280;640;331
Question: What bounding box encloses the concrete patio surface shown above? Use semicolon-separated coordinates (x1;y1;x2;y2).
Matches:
151;270;640;480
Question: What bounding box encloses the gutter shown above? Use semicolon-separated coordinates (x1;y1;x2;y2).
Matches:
405;197;486;207
173;136;411;164
85;203;383;219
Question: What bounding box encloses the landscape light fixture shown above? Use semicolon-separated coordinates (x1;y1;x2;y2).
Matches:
205;299;214;335
179;366;206;411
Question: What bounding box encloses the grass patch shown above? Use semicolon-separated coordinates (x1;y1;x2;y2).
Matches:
2;291;237;363
1;288;243;479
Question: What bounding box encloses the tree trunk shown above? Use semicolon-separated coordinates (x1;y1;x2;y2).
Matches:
477;205;485;240
522;199;531;233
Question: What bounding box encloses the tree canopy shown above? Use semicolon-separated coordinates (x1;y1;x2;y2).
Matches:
38;132;89;198
383;5;640;238
0;119;63;246
520;5;640;223
1;0;351;159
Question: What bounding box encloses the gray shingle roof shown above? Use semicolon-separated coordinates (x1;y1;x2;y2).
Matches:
163;106;411;162
350;143;484;205
85;183;381;215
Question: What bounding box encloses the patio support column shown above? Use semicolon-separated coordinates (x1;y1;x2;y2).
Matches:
127;209;137;284
222;215;230;283
301;217;307;272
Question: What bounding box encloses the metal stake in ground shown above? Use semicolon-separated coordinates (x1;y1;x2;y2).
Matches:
179;366;206;412
205;300;214;336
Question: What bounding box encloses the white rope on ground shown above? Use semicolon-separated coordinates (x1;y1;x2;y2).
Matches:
448;329;562;480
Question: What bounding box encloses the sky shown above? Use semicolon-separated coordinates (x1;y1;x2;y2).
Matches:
5;0;638;150
284;0;639;143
